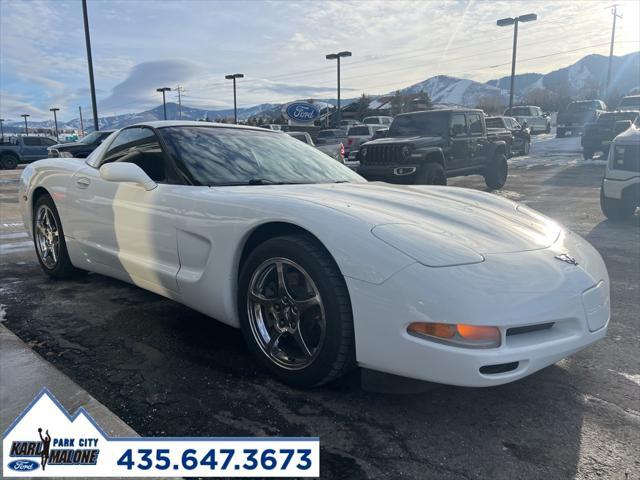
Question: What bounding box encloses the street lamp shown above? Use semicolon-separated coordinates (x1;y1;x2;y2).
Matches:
82;0;99;131
50;107;60;141
21;114;30;135
156;87;171;120
326;51;352;127
497;13;537;110
225;74;244;124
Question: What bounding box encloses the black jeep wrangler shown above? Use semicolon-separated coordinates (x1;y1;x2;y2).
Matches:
357;109;509;189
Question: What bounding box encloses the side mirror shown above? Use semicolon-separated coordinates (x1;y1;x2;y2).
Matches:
615;120;632;134
99;162;157;191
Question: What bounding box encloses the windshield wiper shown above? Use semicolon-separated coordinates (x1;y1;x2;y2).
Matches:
207;179;315;187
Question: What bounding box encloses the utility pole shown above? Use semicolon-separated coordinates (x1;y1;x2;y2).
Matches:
175;85;185;119
326;51;352;127
606;5;622;97
50;107;60;141
156;87;171;120
82;0;99;131
225;74;244;124
0;119;5;141
497;14;537;110
79;106;85;136
21;114;30;135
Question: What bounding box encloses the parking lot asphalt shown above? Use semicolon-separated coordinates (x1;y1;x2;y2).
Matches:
0;135;638;480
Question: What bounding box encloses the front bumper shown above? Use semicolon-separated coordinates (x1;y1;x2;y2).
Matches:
347;230;609;387
602;175;640;201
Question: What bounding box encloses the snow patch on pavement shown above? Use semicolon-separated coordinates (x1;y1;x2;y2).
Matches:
612;370;640;387
0;304;6;323
509;133;608;169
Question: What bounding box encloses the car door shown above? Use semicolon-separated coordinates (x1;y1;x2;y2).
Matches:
466;113;488;167
68;127;180;294
20;137;44;161
39;137;57;157
447;113;470;171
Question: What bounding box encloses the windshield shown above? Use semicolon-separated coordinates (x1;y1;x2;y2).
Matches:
158;126;364;186
485;118;503;128
317;130;338;138
506;107;530;116
347;126;370;136
619;97;640;109
388;112;448;137
597;112;638;124
568;101;600;111
364;118;380;124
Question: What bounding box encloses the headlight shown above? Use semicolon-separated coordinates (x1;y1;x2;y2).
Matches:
401;145;413;159
360;147;367;158
408;322;501;348
59;151;74;158
614;145;625;167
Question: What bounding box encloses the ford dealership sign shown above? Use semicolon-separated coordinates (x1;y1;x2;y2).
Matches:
284;102;320;123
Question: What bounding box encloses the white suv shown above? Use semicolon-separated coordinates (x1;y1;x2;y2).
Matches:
600;122;640;220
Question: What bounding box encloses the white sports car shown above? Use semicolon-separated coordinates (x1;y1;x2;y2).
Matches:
19;121;610;388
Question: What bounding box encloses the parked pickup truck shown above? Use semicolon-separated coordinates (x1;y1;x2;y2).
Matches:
0;136;57;169
486;116;531;156
287;131;344;163
503;105;550;134
357;109;509;188
48;130;114;158
581;110;639;159
557;100;607;137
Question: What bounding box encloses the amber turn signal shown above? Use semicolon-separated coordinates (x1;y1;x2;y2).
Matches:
407;322;501;348
407;322;456;339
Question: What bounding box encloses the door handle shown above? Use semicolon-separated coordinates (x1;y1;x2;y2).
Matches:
76;177;91;189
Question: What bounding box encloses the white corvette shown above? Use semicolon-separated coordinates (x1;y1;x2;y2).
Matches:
19;121;610;388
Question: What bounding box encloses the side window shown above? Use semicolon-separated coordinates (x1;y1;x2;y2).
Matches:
41;138;56;146
467;114;483;135
102;128;167;182
450;114;467;136
23;137;41;146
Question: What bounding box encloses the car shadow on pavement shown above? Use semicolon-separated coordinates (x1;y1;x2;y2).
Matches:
0;260;595;479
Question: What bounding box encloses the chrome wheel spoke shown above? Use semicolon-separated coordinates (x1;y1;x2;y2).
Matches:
249;290;276;306
292;327;312;358
295;295;320;315
267;330;284;355
275;261;291;298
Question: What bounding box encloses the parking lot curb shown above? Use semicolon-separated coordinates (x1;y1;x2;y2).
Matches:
0;323;139;479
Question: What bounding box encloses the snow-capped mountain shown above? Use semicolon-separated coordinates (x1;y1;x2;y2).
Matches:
398;75;507;106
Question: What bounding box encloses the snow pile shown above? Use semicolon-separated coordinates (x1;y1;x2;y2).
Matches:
509;133;608;169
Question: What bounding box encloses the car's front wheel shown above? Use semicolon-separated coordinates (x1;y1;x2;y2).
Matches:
416;162;447;185
484;153;508;190
238;234;355;387
33;194;82;278
0;154;18;170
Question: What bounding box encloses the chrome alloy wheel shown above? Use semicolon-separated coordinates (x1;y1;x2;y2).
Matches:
35;204;60;269
247;257;326;370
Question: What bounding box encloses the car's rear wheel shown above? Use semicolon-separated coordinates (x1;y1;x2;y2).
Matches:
238;234;355;387
33;194;82;278
484;153;508;190
600;187;636;221
0;154;18;170
416;162;447;185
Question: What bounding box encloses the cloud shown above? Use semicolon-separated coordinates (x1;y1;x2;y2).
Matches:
98;60;202;111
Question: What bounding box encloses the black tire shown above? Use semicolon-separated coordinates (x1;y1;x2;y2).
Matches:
33;194;83;279
238;234;355;387
484;153;508;190
600;187;636;221
415;162;447;185
0;154;18;170
556;129;565;138
583;149;593;160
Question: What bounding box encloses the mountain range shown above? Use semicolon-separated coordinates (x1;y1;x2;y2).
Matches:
5;51;639;132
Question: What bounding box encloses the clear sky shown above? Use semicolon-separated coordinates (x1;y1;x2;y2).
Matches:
1;0;639;121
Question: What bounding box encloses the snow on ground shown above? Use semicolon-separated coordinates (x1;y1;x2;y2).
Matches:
509;130;608;169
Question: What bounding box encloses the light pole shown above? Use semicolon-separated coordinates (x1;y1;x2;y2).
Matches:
50;107;60;141
21;114;30;135
156;87;171;120
225;74;244;124
497;14;537;110
326;51;352;127
606;5;622;96
82;0;99;131
0;119;5;141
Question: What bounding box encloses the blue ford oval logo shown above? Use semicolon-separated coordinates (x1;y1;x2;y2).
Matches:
8;459;39;471
285;102;320;123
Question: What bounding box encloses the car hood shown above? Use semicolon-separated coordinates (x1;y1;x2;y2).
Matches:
364;135;443;147
274;182;561;256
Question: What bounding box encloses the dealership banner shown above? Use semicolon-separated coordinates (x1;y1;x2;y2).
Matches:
3;389;319;477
